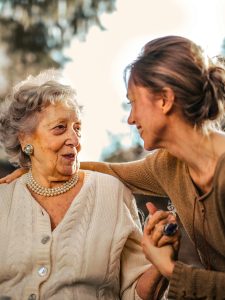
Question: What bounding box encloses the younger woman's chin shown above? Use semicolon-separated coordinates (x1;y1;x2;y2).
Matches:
143;143;153;151
143;139;160;151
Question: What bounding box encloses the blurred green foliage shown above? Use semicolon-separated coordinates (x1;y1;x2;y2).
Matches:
0;0;116;98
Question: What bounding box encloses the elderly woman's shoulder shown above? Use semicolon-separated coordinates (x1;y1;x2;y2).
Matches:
87;170;134;207
0;180;17;214
0;180;17;195
86;170;131;192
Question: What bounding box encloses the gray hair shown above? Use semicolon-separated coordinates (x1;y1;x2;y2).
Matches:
0;70;80;167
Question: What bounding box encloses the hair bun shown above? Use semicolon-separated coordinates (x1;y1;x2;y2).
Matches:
201;66;225;121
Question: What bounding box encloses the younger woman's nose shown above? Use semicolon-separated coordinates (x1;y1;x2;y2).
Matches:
127;111;135;125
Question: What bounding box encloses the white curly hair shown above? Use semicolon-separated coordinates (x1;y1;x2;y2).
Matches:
0;69;80;167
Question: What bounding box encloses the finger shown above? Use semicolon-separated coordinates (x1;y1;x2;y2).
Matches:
0;174;11;183
0;168;28;184
146;210;170;233
146;202;158;215
142;234;154;258
145;217;169;236
157;233;180;247
143;223;148;235
167;214;177;223
150;224;165;246
173;240;180;252
151;222;180;247
145;217;168;236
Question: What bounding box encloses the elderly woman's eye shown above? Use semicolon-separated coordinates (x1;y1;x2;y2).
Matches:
75;127;81;137
53;124;66;132
57;124;65;129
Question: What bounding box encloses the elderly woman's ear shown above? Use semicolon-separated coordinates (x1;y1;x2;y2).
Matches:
18;132;26;147
18;133;34;156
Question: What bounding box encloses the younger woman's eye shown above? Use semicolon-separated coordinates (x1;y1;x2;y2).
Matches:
127;100;135;105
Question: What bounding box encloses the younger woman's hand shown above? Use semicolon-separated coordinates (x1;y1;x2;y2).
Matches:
0;168;28;184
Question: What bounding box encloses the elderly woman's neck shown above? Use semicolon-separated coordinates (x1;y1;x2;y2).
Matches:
31;168;76;188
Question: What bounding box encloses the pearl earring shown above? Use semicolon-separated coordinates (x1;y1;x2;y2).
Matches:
23;144;34;156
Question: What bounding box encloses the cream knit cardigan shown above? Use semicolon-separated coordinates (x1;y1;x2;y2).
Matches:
0;171;150;300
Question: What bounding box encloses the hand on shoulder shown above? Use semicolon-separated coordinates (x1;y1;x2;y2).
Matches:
0;168;28;184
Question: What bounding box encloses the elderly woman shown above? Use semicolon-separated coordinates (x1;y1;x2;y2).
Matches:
0;70;169;300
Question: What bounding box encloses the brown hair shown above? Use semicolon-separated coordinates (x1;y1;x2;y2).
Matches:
125;36;225;128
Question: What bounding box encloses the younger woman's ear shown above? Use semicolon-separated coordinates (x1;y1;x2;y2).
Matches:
161;87;175;114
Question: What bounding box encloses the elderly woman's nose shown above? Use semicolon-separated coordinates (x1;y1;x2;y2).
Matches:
66;129;80;145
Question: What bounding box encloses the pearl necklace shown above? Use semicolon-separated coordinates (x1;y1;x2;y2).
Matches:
26;171;79;197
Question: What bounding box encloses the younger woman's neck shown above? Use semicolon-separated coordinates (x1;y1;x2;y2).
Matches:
164;126;225;193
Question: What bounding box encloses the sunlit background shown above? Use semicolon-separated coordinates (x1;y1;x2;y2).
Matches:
0;0;225;164
63;0;225;160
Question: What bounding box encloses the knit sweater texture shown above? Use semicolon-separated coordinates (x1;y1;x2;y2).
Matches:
0;171;150;300
81;149;225;299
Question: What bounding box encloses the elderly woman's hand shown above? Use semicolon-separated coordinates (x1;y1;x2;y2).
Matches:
141;202;181;279
0;168;28;184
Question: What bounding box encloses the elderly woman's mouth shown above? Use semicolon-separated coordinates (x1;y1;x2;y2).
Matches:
62;153;76;161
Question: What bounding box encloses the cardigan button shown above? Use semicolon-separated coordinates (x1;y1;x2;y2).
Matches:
38;266;48;277
41;235;50;244
28;294;36;300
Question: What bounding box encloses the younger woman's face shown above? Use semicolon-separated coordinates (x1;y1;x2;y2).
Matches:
127;81;167;150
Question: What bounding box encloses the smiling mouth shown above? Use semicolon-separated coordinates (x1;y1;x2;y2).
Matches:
139;132;143;138
137;126;142;135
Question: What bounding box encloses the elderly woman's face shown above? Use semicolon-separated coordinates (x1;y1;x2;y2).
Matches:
25;102;81;178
